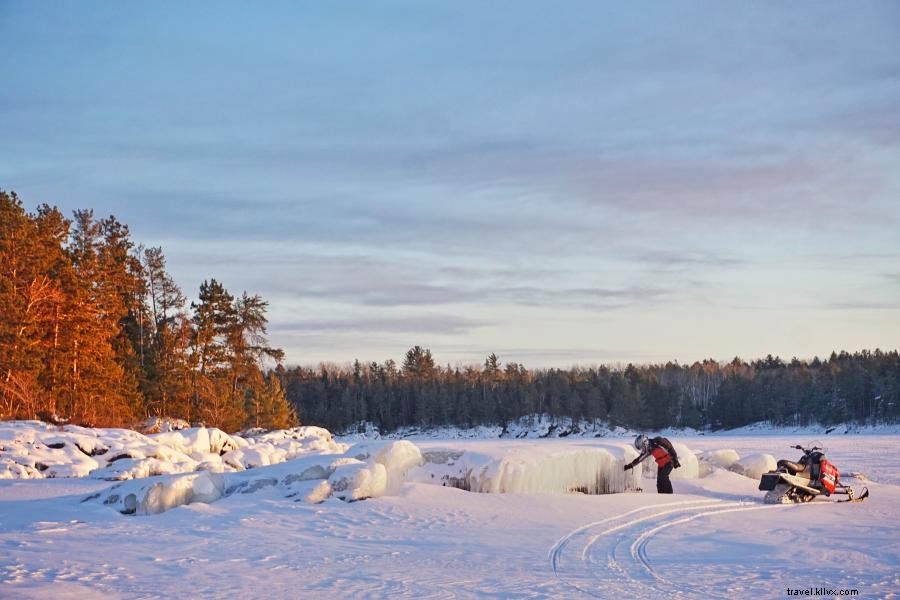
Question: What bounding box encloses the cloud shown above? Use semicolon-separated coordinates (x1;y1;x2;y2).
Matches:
276;279;669;311
825;301;900;310
275;314;486;336
635;251;746;271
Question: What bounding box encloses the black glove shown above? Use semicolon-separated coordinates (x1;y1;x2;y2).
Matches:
623;464;630;471
673;458;681;469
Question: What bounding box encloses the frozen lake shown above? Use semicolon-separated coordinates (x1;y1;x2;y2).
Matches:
1;433;898;598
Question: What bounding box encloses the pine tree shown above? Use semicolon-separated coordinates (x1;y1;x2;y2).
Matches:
0;193;68;419
139;246;191;419
191;279;238;427
246;372;297;430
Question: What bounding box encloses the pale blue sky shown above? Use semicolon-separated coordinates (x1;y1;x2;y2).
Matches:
2;1;899;367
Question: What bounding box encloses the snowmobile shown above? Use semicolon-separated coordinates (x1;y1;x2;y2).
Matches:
758;444;868;504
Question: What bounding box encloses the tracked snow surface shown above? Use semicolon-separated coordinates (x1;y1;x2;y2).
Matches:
1;420;897;598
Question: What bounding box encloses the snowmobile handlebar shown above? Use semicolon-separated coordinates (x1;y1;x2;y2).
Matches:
791;444;823;453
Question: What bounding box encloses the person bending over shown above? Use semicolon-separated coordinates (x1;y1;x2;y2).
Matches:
624;434;681;494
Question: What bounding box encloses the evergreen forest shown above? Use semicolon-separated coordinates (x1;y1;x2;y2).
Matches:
281;347;900;434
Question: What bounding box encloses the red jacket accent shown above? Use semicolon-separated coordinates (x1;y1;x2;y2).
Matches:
651;446;672;467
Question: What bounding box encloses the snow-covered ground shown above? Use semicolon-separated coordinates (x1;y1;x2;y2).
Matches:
1;422;898;598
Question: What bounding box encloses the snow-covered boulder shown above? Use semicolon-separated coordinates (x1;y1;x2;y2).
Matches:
149;427;241;456
93;471;226;515
0;421;349;483
136;417;191;434
246;426;343;456
729;453;777;479
0;421;102;478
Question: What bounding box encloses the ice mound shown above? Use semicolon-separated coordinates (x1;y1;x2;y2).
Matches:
670;442;699;480
330;461;388;501
701;449;741;469
408;442;642;494
352;440;424;494
698;448;741;477
729;453;777;479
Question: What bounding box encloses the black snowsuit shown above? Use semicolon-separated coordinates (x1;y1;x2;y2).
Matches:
625;436;680;494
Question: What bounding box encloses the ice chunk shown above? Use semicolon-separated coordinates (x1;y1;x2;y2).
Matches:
372;441;424;494
730;453;777;479
670;442;699;480
701;449;741;469
329;462;387;501
97;471;226;515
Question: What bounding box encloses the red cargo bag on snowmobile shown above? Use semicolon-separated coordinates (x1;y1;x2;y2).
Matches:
819;459;839;495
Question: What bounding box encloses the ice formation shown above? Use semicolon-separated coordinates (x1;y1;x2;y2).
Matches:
2;421;706;516
408;442;644;494
729;453;777;479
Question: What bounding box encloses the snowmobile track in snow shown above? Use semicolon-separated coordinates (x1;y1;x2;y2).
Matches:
549;498;809;598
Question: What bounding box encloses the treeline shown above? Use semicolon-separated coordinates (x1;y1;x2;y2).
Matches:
0;190;296;431
282;347;900;433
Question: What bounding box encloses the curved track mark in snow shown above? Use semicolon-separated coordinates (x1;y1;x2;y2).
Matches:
552;499;816;598
629;504;779;583
549;499;725;598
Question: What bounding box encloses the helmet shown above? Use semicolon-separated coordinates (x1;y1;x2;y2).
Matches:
634;434;648;452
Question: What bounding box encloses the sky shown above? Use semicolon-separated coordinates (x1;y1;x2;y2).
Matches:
2;1;899;368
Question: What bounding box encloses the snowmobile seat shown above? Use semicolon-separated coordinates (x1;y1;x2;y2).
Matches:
777;459;805;475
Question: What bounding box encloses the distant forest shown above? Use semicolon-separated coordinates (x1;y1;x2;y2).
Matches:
281;348;900;433
2;190;898;434
0;190;296;431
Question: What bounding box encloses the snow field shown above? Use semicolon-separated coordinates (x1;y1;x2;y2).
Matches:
0;432;896;598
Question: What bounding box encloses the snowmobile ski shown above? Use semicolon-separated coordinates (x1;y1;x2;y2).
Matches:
834;487;869;503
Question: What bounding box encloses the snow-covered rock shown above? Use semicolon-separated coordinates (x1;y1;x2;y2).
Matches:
0;421;347;482
136;417;191;434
